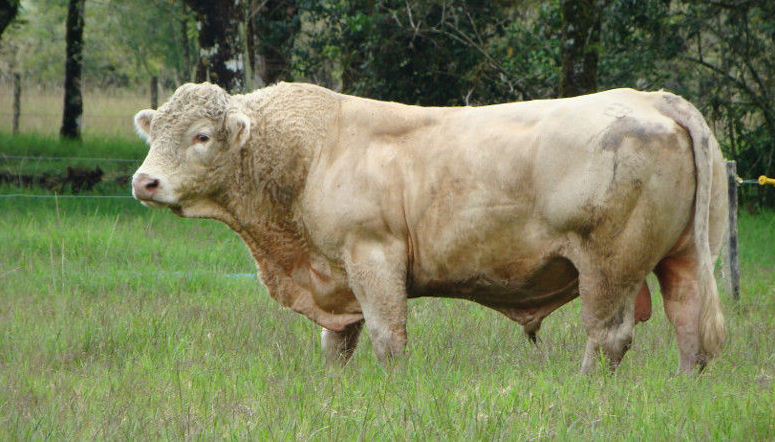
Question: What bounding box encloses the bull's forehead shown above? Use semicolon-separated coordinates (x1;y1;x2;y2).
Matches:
150;83;231;139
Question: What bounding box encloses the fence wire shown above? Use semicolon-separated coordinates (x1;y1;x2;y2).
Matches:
0;194;133;198
0;153;137;199
0;154;140;163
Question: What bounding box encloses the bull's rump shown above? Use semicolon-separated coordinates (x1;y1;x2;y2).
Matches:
330;89;698;304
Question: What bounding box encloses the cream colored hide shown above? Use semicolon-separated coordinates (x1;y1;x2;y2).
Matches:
132;82;727;374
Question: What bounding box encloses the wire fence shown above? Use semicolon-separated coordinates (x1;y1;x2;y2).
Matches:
0;80;152;137
0;194;133;198
0;154;141;163
0;153;138;198
0;111;136;119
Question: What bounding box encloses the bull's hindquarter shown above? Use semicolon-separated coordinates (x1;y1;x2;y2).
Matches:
301;89;703;369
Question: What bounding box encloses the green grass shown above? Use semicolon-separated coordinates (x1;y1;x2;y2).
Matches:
0;132;147;196
0;138;774;439
0;131;147;160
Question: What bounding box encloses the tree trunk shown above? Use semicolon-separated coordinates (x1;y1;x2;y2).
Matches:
60;0;85;140
185;0;246;93
0;0;19;41
250;0;298;86
559;0;603;98
12;72;20;134
180;17;192;82
246;12;257;86
150;75;159;110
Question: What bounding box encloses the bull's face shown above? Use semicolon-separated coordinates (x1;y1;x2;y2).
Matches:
131;83;250;215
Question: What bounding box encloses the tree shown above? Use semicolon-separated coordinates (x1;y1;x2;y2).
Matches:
184;0;246;93
0;0;19;41
96;0;196;87
247;0;299;86
598;0;683;91
295;0;544;105
679;0;775;207
558;0;604;97
60;0;85;140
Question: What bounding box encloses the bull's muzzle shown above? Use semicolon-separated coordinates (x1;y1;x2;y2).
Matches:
132;173;161;202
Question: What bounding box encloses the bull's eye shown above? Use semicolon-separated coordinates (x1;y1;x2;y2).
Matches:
194;133;209;143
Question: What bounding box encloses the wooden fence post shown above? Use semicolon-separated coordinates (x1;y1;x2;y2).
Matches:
150;75;159;110
12;72;21;135
726;160;740;300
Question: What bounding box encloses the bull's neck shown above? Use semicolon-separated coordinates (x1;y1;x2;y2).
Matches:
214;83;340;264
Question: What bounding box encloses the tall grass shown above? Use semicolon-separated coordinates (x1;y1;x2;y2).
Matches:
0;136;773;439
0;186;774;439
0;132;147;195
0;83;167;138
0;131;147;160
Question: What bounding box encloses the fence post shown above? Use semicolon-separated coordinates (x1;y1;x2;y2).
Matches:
150;75;159;110
725;160;740;301
13;72;21;135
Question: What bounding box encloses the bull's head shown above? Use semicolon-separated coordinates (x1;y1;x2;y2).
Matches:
131;82;251;216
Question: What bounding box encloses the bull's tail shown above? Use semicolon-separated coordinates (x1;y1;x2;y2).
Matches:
659;93;726;359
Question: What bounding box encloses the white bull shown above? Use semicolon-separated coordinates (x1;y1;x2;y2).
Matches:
132;82;727;373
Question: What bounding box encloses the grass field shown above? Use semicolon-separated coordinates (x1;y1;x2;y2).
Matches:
0;135;774;440
0;83;164;138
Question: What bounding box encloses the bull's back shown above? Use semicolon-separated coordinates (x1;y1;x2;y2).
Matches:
399;90;698;298
308;89;699;302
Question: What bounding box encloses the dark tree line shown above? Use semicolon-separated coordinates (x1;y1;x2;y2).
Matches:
288;0;775;207
248;0;299;87
4;0;774;205
0;0;18;41
559;0;603;98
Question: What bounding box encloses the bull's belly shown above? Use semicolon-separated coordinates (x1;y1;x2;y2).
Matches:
408;256;579;308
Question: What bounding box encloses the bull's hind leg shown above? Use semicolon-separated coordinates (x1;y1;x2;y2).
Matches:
655;253;705;373
578;273;641;374
321;320;364;367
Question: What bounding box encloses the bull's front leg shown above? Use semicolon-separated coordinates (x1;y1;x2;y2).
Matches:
321;320;364;367
343;237;408;368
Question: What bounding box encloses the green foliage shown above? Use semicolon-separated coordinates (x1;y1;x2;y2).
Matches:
599;0;684;90
251;0;300;84
496;2;562;100
291;0;775;207
0;0;67;83
0;0;193;87
295;0;547;105
1;0;775;205
87;0;194;87
675;1;775;207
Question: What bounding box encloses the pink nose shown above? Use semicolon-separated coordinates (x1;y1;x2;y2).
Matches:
132;173;160;200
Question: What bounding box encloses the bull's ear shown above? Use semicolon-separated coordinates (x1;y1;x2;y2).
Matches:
226;111;251;148
134;109;157;140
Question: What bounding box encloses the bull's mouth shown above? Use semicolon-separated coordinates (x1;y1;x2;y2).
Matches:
137;198;165;208
136;197;181;211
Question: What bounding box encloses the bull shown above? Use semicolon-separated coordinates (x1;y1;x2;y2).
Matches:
132;82;727;373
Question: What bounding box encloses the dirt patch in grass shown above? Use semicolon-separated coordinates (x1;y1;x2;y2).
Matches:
0;166;104;193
